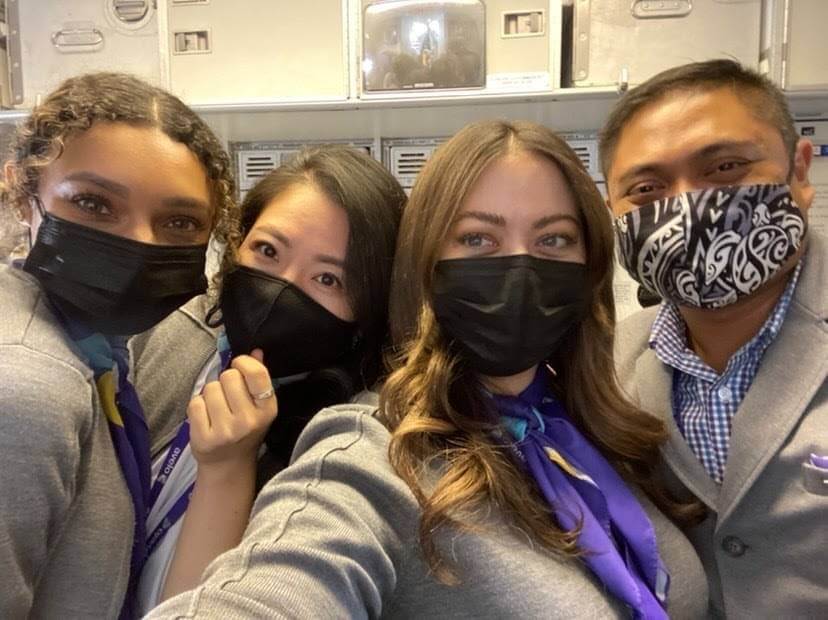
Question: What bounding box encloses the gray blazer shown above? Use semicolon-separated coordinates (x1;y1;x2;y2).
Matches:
615;232;828;618
146;405;708;619
130;294;218;455
0;266;186;618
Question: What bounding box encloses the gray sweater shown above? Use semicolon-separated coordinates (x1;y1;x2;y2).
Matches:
0;265;188;618
146;404;709;619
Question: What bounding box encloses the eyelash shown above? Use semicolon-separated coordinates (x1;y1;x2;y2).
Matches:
625;182;662;198
69;193;205;235
164;217;203;232
539;233;575;249
708;160;750;175
314;273;343;289
458;232;576;250
252;241;278;259
251;243;343;289
625;160;754;197
459;232;494;248
71;193;113;216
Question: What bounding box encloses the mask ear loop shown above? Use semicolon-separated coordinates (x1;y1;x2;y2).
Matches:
24;196;46;249
33;196;46;216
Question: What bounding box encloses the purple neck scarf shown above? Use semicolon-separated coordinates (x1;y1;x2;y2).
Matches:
493;370;670;619
70;327;148;620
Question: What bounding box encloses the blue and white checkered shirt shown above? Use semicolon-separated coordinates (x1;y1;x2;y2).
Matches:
649;262;803;484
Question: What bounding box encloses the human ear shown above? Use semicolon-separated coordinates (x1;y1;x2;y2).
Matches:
790;138;815;213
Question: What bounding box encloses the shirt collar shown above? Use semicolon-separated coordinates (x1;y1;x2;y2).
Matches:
649;259;804;375
757;259;803;346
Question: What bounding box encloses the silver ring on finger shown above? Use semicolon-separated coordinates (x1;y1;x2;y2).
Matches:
252;387;274;402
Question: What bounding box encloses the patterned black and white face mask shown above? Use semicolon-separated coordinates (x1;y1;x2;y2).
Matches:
614;184;806;309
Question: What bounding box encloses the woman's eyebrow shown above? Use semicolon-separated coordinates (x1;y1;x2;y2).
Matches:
252;224;292;248
315;253;345;268
532;214;580;230
62;171;130;198
161;196;211;213
454;211;507;227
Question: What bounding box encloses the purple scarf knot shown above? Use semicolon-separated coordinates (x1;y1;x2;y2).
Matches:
493;370;670;620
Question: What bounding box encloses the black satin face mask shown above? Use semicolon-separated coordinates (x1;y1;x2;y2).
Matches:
432;254;589;377
219;266;358;379
23;212;208;335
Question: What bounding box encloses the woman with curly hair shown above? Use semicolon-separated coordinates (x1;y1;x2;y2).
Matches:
147;120;707;619
0;72;245;619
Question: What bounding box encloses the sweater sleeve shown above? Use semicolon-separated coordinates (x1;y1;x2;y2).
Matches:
0;345;93;616
145;405;420;620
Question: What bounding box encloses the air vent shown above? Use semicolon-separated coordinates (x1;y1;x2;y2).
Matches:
391;147;434;179
112;0;150;23
238;151;280;190
233;139;378;198
382;138;446;191
562;133;602;181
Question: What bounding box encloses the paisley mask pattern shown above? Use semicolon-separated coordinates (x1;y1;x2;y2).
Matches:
614;184;806;308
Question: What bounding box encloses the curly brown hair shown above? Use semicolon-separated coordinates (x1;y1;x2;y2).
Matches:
381;120;701;583
1;72;240;290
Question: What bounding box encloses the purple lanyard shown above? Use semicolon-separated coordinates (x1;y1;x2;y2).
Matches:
145;338;233;556
145;422;195;556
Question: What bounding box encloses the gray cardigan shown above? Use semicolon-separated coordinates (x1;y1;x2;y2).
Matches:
146;404;708;619
0;266;198;618
614;232;828;617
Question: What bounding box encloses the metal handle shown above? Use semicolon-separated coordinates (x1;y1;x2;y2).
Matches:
631;0;693;20
51;27;104;50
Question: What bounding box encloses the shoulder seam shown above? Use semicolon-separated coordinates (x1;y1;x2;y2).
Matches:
0;342;92;382
21;284;43;344
178;305;218;341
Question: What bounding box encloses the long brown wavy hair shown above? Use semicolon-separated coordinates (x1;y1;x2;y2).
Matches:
0;72;239;291
380;119;697;583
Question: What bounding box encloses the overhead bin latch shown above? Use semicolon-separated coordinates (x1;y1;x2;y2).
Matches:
51;22;104;53
631;0;692;20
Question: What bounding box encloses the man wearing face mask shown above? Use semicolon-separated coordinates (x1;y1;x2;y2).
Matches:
602;59;827;617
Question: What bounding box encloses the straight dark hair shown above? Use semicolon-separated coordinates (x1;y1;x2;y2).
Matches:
599;59;798;179
213;146;406;471
227;145;406;389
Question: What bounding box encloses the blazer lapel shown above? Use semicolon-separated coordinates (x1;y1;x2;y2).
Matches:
717;241;828;526
636;350;720;509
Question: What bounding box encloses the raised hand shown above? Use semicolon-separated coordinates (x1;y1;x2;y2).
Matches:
186;348;278;470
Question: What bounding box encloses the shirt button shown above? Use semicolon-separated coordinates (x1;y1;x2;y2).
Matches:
721;535;747;557
717;386;733;403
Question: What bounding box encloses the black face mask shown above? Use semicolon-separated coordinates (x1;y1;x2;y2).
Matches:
432;254;589;377
219;266;358;379
23;212;208;335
